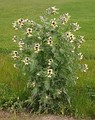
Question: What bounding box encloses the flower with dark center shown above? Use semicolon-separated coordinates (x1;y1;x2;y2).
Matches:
22;57;31;65
12;51;19;60
48;59;53;65
47;69;53;77
47;37;53;46
34;43;40;53
17;18;25;27
26;28;32;37
65;32;75;43
51;18;58;28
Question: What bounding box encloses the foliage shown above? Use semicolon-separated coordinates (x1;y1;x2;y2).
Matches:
87;86;95;101
0;83;12;106
10;6;88;114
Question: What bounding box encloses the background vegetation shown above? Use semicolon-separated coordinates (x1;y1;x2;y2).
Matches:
0;0;95;118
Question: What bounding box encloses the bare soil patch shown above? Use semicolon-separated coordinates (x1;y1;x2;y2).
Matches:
0;110;89;120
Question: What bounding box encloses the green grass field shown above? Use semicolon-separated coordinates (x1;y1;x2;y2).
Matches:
0;0;95;117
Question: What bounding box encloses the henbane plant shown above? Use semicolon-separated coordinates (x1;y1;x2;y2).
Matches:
11;6;88;114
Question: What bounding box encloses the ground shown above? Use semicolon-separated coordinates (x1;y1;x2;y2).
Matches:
0;111;86;120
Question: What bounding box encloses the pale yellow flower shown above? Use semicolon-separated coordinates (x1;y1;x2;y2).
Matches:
18;40;24;51
22;57;31;65
57;89;62;95
34;43;40;53
12;36;17;42
79;36;85;43
46;6;58;15
48;59;53;65
13;64;17;68
83;64;88;72
47;69;53;78
71;22;80;31
17;18;24;25
59;13;70;24
51;6;58;14
26;28;32;37
65;32;75;43
47;37;53;46
17;18;25;28
32;82;36;87
51;18;58;28
12;21;18;30
46;95;49;99
78;53;83;60
12;51;19;60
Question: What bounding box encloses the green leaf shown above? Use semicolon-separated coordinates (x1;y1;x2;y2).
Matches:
44;80;50;90
30;60;37;72
32;87;38;96
59;48;64;54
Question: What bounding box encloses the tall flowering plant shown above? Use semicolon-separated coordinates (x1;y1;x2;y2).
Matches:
12;7;88;114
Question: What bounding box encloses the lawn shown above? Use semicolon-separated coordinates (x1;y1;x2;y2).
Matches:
0;0;95;117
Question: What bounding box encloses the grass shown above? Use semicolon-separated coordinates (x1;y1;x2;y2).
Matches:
0;0;95;117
